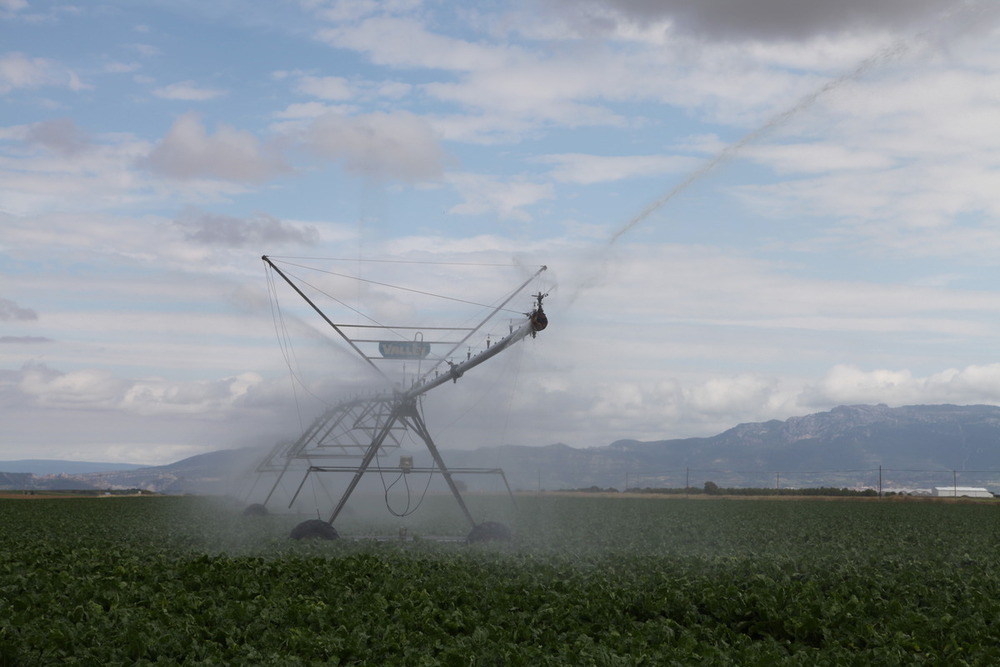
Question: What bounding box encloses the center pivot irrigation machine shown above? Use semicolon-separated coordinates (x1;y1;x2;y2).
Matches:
249;256;550;542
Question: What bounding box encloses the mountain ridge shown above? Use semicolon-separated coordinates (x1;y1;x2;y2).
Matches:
6;403;1000;493
0;459;148;475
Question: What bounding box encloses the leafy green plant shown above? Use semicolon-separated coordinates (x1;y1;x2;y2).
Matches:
2;495;1000;664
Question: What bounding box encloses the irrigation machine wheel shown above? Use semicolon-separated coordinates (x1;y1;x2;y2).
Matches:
466;521;512;543
290;519;339;540
242;503;268;516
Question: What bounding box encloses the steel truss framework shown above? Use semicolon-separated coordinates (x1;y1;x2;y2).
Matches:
255;256;547;530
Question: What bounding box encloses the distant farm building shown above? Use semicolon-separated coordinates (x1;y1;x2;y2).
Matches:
931;486;993;498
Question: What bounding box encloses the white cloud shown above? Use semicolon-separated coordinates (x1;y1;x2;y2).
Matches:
376;80;411;99
18;364;128;408
307;1;898;143
539;153;698;184
125;43;160;57
294;74;353;100
311;0;419;23
25;117;88;155
152;80;226;101
689;375;780;415
571;373;792;440
422;60;632;129
104;61;141;74
0;126;159;215
317;16;512;72
0;51;70;93
120;372;266;416
518;361;1000;446
549;0;976;43
0;297;37;321
447;173;555;221
311;4;877;143
274;101;342;119
172;208;320;248
1;362;303;464
301;110;444;182
0;206;333;287
428;111;539;145
707;58;1000;255
746;143;895;174
576;243;1000;326
801;363;1000;408
281;71;406;104
143;112;288;182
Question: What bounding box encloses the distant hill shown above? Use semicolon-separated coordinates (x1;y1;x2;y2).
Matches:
67;449;264;495
6;404;1000;495
612;403;1000;470
0;449;263;494
0;460;147;475
439;404;1000;491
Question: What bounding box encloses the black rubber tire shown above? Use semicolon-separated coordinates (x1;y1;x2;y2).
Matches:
242;503;268;516
466;521;511;543
290;519;339;540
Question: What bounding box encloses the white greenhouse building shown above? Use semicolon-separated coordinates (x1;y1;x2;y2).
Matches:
931;486;993;498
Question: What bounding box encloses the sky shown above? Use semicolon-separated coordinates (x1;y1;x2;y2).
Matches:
4;0;1000;465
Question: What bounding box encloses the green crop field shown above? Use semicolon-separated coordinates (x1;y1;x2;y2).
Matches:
2;493;1000;665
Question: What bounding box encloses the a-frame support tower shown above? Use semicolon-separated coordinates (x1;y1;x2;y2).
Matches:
254;256;548;538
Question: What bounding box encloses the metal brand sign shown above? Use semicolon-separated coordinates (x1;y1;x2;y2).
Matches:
378;341;431;359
